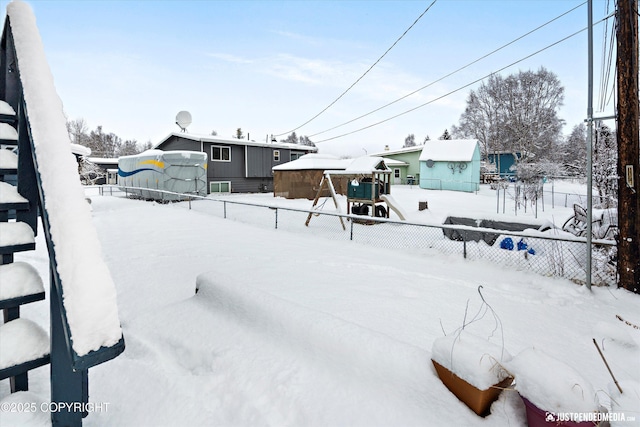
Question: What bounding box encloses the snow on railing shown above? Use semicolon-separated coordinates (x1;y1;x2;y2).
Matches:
6;1;122;357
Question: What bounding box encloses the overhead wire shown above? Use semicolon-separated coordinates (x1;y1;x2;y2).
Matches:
314;15;613;144
273;0;438;138
308;1;587;139
597;1;617;112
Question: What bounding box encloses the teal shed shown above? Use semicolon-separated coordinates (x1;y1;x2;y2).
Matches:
419;140;480;192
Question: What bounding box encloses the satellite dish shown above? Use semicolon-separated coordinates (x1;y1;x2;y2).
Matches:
175;111;192;132
425;159;435;168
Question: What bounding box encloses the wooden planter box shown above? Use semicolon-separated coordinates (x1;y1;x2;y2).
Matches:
432;359;513;416
520;396;602;427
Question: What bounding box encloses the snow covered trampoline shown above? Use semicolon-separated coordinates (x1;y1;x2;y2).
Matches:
118;150;207;201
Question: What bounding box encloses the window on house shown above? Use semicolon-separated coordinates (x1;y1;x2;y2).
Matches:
273;150;280;161
210;181;231;193
211;146;231;162
291;152;303;161
394;169;400;178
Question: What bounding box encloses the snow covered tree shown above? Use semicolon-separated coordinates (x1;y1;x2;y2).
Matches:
67;119;145;158
281;132;298;144
423;135;431;143
118;139;140;157
298;135;315;147
454;68;564;162
67;118;90;147
403;134;416;147
235;128;244;139
439;129;452;140
593;122;618;208
558;124;587;177
78;157;105;185
139;141;153;152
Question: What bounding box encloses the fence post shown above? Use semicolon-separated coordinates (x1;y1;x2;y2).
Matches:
463;232;467;259
350;219;354;241
275;208;278;229
223;201;227;219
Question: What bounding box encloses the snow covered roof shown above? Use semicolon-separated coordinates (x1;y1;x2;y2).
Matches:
345;156;390;173
370;145;424;156
87;157;119;165
70;143;91;157
272;153;351;171
274;155;394;174
325;156;391;175
380;157;408;167
418;139;479;162
156;132;318;152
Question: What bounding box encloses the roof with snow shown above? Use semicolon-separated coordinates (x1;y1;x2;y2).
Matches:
418;139;479;162
70;143;91;157
380;157;408;167
272;153;351;171
87;157;119;165
155;132;318;152
370;145;424;157
326;156;391;175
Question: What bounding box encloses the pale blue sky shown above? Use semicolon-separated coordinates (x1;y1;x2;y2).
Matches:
2;0;617;157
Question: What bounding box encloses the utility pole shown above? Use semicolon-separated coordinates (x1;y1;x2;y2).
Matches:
616;0;640;294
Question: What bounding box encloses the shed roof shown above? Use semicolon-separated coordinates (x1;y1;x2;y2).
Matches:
327;156;391;175
272;153;350;171
418;139;479;162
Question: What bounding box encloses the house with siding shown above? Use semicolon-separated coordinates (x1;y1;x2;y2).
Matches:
154;133;317;194
418;139;480;192
370;145;422;184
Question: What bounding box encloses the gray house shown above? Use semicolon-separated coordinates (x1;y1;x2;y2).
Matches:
154;133;318;194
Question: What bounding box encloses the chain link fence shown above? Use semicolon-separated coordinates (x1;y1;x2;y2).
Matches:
96;185;617;287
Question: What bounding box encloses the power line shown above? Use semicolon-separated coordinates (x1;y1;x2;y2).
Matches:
597;1;617;112
308;1;587;139
273;0;438;138
314;19;610;144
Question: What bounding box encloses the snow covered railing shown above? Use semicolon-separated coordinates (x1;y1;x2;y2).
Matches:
2;1;124;424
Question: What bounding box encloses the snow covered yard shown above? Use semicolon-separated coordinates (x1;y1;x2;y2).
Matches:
1;183;639;426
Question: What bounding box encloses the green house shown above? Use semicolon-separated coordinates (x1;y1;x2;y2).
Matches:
370;146;422;184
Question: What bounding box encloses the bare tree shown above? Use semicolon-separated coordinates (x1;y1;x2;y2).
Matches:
558;124;587;177
593;122;617;208
403;134;416;147
454;68;564;164
67;118;90;147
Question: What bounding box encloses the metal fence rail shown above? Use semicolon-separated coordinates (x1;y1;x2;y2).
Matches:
97;185;617;287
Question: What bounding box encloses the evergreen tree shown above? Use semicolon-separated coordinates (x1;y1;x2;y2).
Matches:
439;129;452;140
